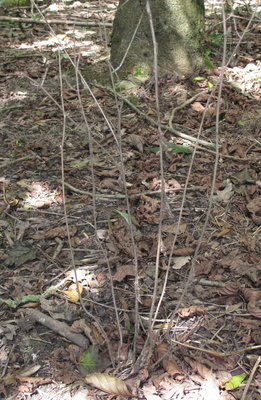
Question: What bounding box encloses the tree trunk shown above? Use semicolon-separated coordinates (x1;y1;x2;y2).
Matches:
110;0;205;78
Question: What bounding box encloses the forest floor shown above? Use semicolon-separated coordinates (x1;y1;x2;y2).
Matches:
0;1;261;400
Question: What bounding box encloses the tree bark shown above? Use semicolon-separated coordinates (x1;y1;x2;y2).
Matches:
111;0;205;78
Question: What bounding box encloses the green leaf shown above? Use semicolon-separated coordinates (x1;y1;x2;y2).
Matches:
79;346;111;375
79;346;98;373
150;146;160;153
116;210;131;225
210;33;224;46
238;120;247;126
207;80;214;89
193;76;205;82
224;373;247;390
203;49;214;69
149;144;192;154
167;144;192;154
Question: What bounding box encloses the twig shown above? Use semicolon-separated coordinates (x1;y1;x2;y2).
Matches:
0;155;35;169
94;83;216;149
1;344;15;378
63;180;201;199
25;309;89;348
169;89;209;129
170;2;228;319
241;356;261;400
56;41;114;366
170;339;261;358
0;16;112;27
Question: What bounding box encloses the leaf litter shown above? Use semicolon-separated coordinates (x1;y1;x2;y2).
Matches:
0;1;261;400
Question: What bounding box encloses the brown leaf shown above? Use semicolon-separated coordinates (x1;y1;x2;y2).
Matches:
185;358;212;379
246;197;261;225
100;178;121;192
155;343;182;376
95;167;119;177
241;288;261;303
84;373;132;396
143;383;162;400
113;265;135;282
172;256;191;270
177;305;205;318
59;283;83;303
195;257;214;276
173;246;194;256
136;195;160;224
191;101;205;112
44;225;77;239
162;223;187;234
247;301;261;319
125;134;144;152
162;358;181;376
218;282;240;296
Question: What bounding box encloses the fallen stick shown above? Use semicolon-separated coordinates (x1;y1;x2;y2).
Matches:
0;16;112;27
26;309;89;349
94;83;216;149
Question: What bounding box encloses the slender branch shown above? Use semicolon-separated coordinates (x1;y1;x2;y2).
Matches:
94;83;216;149
0;16;112;27
241;356;261;400
26;309;89;348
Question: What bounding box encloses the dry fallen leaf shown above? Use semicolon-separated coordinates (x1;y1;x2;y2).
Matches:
125;134;144;152
172;256;191;269
113;265;135;282
59;283;83;303
213;180;234;204
32;225;77;239
246;197;261;225
155;342;182;376
85;373;132;396
177;305;205;318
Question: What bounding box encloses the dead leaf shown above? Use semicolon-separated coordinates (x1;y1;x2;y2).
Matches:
3;365;42;385
100;178;121;192
213;180;234;204
32;225;77;240
191;101;205;112
84;373;132;396
162;223;187;234
172;256;191;270
155;342;182;376
59;283;84;303
113;265;135;282
136;195;160;224
125;134;144;152
219;282;240;296
173;247;194;256
143;383;162;400
247;197;261;225
177;305;205;318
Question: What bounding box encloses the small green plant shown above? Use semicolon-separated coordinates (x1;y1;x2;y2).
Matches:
203;50;214;69
127;95;138;105
238;120;247;126
209;32;224;46
224;373;247;390
133;63;150;78
193;76;214;88
116;210;131;225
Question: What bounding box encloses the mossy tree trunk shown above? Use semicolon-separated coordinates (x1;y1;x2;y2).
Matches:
110;0;205;78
